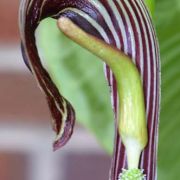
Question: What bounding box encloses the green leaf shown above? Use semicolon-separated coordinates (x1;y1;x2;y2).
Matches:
144;0;155;17
155;0;180;179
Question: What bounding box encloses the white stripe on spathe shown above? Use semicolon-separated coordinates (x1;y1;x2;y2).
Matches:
89;0;121;48
116;0;136;62
107;0;127;50
124;0;144;78
27;0;34;13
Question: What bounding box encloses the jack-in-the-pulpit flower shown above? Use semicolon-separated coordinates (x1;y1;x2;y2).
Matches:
19;0;160;180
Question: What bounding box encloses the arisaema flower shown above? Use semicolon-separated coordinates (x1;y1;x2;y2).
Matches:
19;0;160;179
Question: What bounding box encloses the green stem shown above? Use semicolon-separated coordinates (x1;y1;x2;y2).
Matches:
58;17;148;169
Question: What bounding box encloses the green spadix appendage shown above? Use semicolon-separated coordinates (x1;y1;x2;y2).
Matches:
58;17;148;174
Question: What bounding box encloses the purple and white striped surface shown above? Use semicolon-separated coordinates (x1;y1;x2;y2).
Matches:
19;0;160;179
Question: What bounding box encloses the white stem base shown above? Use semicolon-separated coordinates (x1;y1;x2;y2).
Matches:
124;137;142;169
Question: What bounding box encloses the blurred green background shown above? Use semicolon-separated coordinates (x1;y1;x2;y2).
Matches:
36;0;180;179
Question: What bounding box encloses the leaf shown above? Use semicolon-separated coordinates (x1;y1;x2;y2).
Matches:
144;0;155;16
155;0;180;179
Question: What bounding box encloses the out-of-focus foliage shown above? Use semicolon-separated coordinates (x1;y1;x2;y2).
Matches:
156;0;180;179
37;0;180;178
145;0;155;17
